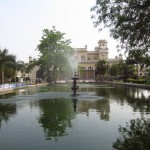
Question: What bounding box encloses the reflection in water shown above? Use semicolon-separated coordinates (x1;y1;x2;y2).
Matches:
77;99;110;121
0;92;17;99
36;99;75;141
98;99;110;121
134;88;149;99
0;83;150;149
33;97;110;141
72;99;77;112
113;117;150;150
0;103;17;127
94;85;150;114
124;88;150;113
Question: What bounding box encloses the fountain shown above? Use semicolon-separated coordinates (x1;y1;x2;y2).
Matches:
71;71;79;95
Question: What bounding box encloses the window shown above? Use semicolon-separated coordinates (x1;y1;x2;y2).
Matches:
81;56;85;61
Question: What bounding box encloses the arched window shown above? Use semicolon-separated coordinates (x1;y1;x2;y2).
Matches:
81;56;85;61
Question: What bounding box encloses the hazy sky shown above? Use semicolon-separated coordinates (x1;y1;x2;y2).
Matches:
0;0;119;63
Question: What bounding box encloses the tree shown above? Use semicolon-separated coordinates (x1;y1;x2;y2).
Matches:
37;99;75;140
109;64;119;77
95;60;109;80
91;0;150;54
12;60;34;83
118;61;135;82
37;26;74;82
0;48;16;84
126;49;144;77
24;62;36;82
0;103;17;128
142;54;150;68
113;118;150;150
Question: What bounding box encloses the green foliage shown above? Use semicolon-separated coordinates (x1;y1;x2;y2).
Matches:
117;61;136;82
143;56;150;68
37;26;74;82
91;0;150;54
95;60;109;76
0;103;17;127
109;64;119;77
26;59;37;73
113;118;150;150
0;48;16;84
127;78;150;84
37;98;74;140
15;61;25;73
127;50;144;65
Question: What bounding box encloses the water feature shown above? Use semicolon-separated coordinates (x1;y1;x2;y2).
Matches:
0;83;150;150
71;71;79;95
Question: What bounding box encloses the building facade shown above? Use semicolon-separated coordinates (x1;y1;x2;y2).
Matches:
74;40;122;80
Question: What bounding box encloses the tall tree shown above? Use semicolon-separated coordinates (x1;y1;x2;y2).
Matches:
37;99;74;140
118;61;135;82
95;60;109;80
37;26;74;82
0;48;16;84
109;64;119;77
91;0;150;54
126;49;144;77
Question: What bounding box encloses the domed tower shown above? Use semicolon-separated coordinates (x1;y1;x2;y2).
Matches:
95;40;108;60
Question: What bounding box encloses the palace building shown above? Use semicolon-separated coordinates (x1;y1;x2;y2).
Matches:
74;39;122;80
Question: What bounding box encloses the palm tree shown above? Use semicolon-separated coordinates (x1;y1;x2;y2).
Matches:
16;60;36;83
24;62;34;83
0;48;16;84
13;60;25;83
15;61;31;83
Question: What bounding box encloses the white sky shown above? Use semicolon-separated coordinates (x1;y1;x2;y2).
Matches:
0;0;119;63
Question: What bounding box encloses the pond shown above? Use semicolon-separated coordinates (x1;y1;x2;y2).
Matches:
0;83;150;150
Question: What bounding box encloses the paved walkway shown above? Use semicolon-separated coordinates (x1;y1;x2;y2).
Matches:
0;88;14;94
0;83;48;95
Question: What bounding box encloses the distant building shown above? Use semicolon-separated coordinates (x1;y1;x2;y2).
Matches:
74;40;122;80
